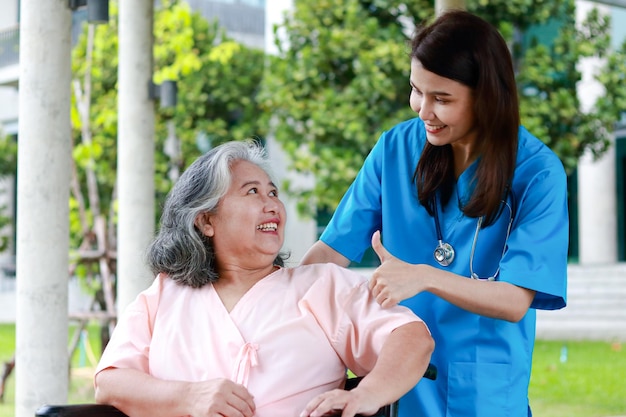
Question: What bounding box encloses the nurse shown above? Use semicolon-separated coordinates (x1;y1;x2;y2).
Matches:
301;10;568;417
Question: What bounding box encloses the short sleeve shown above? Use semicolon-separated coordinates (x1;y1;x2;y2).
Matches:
500;151;568;310
320;135;385;262
302;264;424;376
94;276;162;377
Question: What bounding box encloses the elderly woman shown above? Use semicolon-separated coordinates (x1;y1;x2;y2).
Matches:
94;140;434;417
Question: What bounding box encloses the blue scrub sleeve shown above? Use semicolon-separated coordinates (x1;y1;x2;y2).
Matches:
500;162;568;310
320;135;386;262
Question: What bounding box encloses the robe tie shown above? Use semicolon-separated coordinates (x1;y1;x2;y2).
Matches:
231;342;259;386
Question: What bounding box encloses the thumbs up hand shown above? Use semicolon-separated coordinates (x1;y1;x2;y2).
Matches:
369;230;423;308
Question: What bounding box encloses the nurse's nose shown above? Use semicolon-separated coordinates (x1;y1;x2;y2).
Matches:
419;98;434;121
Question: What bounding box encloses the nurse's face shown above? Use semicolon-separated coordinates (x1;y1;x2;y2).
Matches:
409;59;478;149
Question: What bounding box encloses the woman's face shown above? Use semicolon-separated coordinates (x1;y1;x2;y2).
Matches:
409;59;478;148
201;159;286;269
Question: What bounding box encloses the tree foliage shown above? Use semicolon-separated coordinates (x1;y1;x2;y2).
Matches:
0;131;16;253
261;0;626;216
68;0;266;316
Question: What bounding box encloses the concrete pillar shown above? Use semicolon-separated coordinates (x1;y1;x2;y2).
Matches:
435;0;466;15
576;1;617;264
578;143;617;264
117;0;155;312
264;0;317;266
15;1;72;416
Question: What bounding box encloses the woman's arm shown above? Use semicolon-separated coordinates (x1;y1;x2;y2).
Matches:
95;368;255;417
300;321;434;417
301;241;351;267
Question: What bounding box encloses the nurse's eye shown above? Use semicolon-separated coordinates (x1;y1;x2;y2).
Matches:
435;96;448;104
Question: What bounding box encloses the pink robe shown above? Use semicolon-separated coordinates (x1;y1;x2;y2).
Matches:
95;263;424;416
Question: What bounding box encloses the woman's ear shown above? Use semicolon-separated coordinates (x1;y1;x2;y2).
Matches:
194;212;214;237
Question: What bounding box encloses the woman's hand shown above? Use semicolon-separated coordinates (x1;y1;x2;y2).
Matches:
186;378;256;417
299;387;382;417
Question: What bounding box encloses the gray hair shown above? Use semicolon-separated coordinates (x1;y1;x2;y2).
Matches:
146;140;286;287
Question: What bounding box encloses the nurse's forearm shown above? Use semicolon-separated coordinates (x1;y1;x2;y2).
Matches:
300;240;351;267
355;321;434;408
425;267;536;322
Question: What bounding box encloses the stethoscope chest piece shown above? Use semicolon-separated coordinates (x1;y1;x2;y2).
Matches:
434;241;455;266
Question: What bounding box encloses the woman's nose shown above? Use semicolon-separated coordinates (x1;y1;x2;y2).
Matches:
264;196;280;213
419;99;433;120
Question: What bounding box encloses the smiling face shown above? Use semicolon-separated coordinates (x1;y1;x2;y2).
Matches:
197;159;286;272
409;59;478;150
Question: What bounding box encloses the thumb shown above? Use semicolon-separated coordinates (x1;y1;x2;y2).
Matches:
371;230;391;263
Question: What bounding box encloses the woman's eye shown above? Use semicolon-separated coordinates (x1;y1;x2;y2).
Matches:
269;190;278;197
247;188;258;194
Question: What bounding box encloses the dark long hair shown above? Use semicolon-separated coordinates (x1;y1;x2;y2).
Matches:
412;10;518;226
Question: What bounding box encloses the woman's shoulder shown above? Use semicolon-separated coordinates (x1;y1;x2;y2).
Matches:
516;126;567;178
285;263;368;288
369;117;426;160
381;117;426;143
517;126;563;162
511;126;568;208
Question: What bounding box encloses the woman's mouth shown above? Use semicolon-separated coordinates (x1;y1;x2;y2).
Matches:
257;222;278;232
425;123;446;133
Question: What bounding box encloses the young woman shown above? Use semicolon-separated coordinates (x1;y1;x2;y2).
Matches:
93;140;433;417
301;10;569;417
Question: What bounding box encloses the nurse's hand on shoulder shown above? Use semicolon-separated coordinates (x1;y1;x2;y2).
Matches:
370;231;430;308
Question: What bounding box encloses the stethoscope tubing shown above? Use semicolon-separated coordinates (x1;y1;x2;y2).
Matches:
432;192;515;280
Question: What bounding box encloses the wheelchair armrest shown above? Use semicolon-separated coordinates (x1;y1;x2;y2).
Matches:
36;404;128;417
345;362;438;391
423;363;438;380
34;363;442;417
36;403;391;417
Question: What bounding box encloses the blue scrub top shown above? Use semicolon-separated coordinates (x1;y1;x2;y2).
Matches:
321;117;568;417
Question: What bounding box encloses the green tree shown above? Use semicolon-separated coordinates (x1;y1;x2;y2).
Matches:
0;131;16;253
261;0;625;215
69;0;266;330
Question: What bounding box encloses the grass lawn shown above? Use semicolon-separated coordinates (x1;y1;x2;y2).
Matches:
0;323;101;417
1;323;625;417
529;340;626;417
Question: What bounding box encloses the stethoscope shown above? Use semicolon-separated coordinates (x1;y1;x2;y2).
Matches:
432;193;515;280
432;194;455;267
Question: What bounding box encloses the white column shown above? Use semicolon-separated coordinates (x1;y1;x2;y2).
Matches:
264;0;317;266
578;144;617;263
576;1;617;264
117;0;155;311
15;1;72;416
